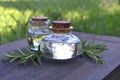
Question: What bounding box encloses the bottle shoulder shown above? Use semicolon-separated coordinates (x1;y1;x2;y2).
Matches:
43;34;80;43
27;27;50;35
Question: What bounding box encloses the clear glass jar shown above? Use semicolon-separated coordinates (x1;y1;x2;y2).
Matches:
27;16;50;51
40;20;82;60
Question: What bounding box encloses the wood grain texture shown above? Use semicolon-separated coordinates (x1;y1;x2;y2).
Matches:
0;32;120;80
103;65;120;80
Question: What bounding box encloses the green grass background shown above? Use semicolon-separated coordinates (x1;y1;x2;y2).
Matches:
0;0;120;44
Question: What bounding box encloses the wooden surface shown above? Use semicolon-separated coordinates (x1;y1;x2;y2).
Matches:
103;65;120;80
0;32;120;80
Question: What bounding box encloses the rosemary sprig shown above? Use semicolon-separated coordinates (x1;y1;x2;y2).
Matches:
81;40;107;64
2;40;107;65
3;45;42;65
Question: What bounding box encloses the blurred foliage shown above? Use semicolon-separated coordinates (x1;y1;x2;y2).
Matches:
0;0;120;44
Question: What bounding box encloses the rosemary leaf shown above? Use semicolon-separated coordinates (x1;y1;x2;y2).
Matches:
9;57;18;63
24;54;34;59
31;57;37;66
17;48;25;55
37;55;42;65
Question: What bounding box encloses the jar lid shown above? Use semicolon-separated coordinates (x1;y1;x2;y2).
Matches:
50;20;73;33
52;20;71;28
29;16;49;26
31;16;48;21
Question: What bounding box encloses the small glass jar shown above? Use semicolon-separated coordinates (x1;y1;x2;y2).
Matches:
27;16;50;51
40;20;82;60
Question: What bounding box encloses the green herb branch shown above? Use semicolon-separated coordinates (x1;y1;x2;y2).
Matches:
3;45;41;66
2;40;107;65
81;40;107;64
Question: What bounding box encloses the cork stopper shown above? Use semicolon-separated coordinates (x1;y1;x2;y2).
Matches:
31;16;48;21
52;20;70;28
50;20;73;33
29;16;49;26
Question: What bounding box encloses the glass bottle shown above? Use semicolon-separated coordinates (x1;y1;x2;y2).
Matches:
27;16;50;51
40;20;82;60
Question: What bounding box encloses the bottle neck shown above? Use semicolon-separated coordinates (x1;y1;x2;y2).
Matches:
51;31;72;35
31;25;48;28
